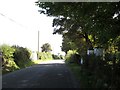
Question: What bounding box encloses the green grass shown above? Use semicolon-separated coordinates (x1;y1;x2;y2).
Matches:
66;63;93;88
32;59;52;64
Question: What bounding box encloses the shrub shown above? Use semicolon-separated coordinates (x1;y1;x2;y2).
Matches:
65;50;81;64
81;53;115;88
60;55;65;59
12;45;33;68
0;44;19;73
52;54;60;59
38;52;53;60
52;54;65;60
46;52;53;60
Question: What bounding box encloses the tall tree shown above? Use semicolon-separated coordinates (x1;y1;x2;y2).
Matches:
36;2;120;88
41;43;52;52
36;2;120;50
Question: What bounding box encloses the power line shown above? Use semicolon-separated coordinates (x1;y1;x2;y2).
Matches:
0;12;27;28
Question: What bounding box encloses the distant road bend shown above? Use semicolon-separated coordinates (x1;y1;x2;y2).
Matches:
2;59;80;88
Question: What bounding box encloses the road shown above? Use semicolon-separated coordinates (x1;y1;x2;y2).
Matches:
2;60;80;88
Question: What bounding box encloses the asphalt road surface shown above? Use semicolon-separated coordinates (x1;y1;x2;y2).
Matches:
2;60;80;88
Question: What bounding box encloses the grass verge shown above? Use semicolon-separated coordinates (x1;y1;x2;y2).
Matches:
66;63;92;88
32;59;52;64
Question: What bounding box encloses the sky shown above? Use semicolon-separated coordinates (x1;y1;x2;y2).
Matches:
0;0;63;54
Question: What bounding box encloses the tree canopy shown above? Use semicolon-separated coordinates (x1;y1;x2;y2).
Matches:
41;43;52;52
35;2;120;88
36;2;120;53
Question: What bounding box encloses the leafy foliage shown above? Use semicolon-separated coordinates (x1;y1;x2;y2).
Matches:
41;43;52;52
36;2;120;49
36;2;120;88
38;52;53;60
65;50;81;64
62;33;87;55
39;43;53;60
1;44;35;74
61;34;77;54
52;54;64;59
0;44;19;73
12;45;33;68
52;54;60;59
0;44;15;60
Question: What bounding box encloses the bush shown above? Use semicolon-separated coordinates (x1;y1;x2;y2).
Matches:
81;54;117;88
38;52;53;60
65;50;81;64
0;44;36;74
0;44;19;74
46;52;53;60
60;55;65;59
12;45;33;68
52;54;60;59
66;50;120;88
52;54;65;59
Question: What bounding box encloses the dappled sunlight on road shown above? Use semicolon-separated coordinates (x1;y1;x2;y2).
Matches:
2;59;80;88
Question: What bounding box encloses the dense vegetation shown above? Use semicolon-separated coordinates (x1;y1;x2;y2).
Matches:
52;54;64;59
36;2;120;89
39;43;64;60
0;44;35;74
0;44;19;74
0;43;63;75
37;43;53;60
12;45;34;68
41;43;52;52
38;52;53;60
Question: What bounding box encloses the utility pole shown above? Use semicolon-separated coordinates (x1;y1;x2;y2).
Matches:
37;30;39;60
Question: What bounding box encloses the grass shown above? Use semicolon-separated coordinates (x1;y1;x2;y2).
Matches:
66;62;110;88
32;59;52;64
66;62;93;88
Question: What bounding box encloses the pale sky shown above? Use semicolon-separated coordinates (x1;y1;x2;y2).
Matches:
0;0;63;54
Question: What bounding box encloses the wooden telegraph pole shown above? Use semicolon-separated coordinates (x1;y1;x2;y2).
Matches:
37;30;39;60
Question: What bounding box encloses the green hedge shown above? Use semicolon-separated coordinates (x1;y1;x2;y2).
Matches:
79;53;120;88
65;50;81;64
52;54;60;59
0;44;35;74
12;45;34;68
0;44;20;74
38;52;53;60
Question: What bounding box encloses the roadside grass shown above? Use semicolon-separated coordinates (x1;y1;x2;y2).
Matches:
66;62;92;88
32;59;52;64
32;60;42;64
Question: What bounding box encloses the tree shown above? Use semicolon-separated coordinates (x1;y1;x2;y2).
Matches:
61;34;77;54
36;2;120;88
36;2;120;50
41;43;52;52
62;33;87;55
